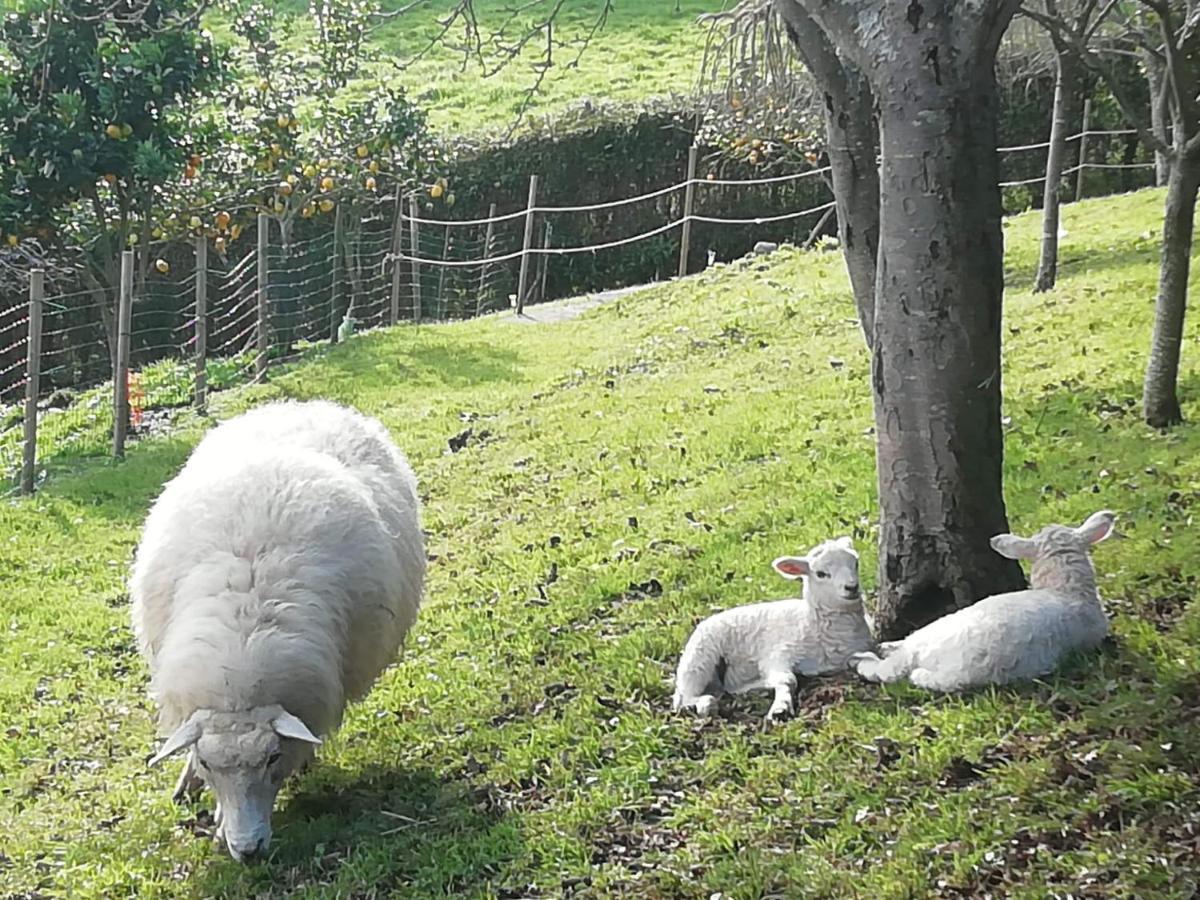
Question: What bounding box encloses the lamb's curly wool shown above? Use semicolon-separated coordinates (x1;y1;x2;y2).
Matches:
672;537;875;720
851;510;1115;693
129;400;424;860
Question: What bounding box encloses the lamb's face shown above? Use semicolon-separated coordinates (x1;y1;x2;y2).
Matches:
773;536;862;611
147;705;322;862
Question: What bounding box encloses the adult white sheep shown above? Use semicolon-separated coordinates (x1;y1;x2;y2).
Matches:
672;537;875;720
129;399;425;862
850;510;1116;693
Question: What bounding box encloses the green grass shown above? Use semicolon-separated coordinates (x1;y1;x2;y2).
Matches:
227;0;724;135
2;187;1199;897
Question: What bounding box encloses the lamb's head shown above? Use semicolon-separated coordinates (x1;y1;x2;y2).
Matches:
990;510;1116;593
148;705;322;862
772;536;862;611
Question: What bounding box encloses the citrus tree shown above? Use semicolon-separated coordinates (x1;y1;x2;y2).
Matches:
0;0;226;351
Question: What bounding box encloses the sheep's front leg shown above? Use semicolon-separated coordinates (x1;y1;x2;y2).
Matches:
850;651;911;684
172;752;205;803
764;670;797;721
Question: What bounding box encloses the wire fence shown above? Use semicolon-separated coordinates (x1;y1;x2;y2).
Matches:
0;126;1156;491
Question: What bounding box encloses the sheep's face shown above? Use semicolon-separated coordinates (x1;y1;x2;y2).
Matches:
147;705;322;862
773;536;862;611
991;510;1116;563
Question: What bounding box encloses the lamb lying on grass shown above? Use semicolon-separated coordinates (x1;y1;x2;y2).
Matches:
850;510;1116;693
130;400;425;862
672;537;875;720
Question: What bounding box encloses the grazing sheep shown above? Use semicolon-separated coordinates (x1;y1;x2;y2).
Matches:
672;537;875;720
130;400;425;862
850;510;1116;693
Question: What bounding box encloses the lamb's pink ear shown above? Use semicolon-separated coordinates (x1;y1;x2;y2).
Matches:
272;710;322;745
147;715;202;767
773;556;810;580
1076;510;1116;545
990;534;1037;560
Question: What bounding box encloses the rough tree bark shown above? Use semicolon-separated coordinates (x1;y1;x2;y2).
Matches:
775;0;880;347
796;0;1027;638
1034;46;1076;292
1143;156;1200;426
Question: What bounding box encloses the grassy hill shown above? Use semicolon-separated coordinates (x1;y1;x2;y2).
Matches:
1;188;1198;897
230;0;725;135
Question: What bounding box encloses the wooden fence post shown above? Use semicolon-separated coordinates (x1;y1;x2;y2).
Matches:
113;250;134;459
21;269;44;494
194;237;208;412
476;202;497;317
537;220;553;304
436;225;451;318
409;195;422;324
390;187;404;326
256;212;270;380
1075;98;1091;202
678;145;699;278
516;174;539;315
330;203;343;342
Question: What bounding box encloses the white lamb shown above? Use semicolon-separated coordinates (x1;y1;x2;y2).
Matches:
850;510;1116;693
129;399;425;862
672;537;875;720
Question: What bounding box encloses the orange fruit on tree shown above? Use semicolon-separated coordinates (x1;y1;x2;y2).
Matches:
103;174;117;185
320;176;334;191
230;223;243;240
356;145;369;158
278;181;294;196
215;211;231;230
105;124;122;139
319;198;335;213
430;183;444;199
365;176;377;191
5;234;17;247
301;204;315;219
214;236;227;252
189;215;202;229
155;258;170;274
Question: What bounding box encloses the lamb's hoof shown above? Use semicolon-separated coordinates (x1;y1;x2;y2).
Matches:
848;651;880;669
764;704;792;724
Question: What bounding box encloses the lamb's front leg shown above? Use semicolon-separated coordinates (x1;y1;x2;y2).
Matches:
850;650;912;684
764;670;797;721
172;752;205;803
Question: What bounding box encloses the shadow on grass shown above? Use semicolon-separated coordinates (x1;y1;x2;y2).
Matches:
192;764;523;895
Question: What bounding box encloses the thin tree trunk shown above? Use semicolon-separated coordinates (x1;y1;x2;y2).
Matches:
824;72;880;343
869;44;1026;638
775;0;879;347
1143;156;1199;427
1034;48;1075;293
1142;34;1172;187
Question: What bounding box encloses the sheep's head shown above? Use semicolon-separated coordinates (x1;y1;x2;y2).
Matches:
990;510;1116;590
772;536;862;610
147;705;321;862
990;510;1116;560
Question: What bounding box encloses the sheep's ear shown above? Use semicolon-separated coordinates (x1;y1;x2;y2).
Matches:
989;534;1038;560
147;716;202;767
773;556;810;580
1076;510;1116;545
835;536;855;551
272;710;322;745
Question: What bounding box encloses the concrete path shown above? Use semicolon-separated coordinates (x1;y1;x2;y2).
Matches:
497;282;656;324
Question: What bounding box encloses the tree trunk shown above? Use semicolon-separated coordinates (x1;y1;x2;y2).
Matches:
824;72;881;344
1144;42;1172;187
1143;155;1199;427
869;34;1026;638
1034;49;1075;293
775;0;879;347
